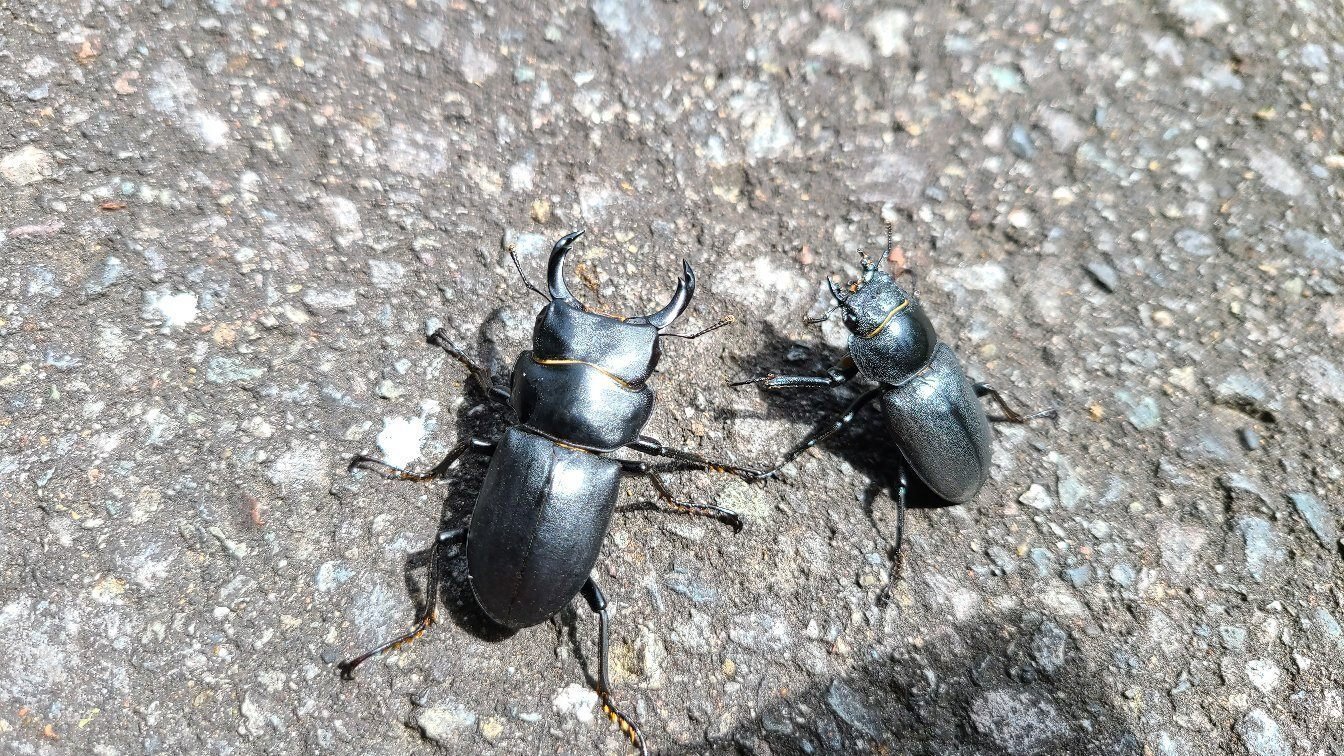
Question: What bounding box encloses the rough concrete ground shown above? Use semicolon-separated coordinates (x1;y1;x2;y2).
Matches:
2;0;1343;754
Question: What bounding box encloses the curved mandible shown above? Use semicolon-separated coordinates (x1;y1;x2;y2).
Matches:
547;229;585;303
827;276;849;304
646;260;695;329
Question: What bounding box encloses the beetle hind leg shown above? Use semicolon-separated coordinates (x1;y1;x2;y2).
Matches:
348;437;495;482
337;528;466;678
875;464;910;607
973;382;1057;423
617;460;743;532
581;579;648;756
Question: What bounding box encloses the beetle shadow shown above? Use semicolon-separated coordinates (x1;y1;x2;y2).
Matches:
655;609;1140;755
384;319;527;646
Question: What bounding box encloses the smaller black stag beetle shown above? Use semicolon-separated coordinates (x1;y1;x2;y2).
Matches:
735;223;1055;576
340;230;761;755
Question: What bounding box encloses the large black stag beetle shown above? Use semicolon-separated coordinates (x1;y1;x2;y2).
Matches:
340;230;761;755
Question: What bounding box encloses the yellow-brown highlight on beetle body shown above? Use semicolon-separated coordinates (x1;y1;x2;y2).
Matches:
861;300;911;339
531;357;641;390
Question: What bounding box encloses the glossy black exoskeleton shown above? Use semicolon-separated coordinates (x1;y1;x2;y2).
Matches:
339;230;759;755
736;225;1054;576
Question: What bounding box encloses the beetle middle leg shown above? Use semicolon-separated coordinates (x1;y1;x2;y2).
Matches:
616;459;743;532
752;386;884;479
580;578;647;756
349;437;496;482
625;435;764;481
338;527;467;678
972;382;1057;423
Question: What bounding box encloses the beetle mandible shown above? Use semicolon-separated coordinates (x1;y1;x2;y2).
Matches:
735;223;1055;576
339;230;759;755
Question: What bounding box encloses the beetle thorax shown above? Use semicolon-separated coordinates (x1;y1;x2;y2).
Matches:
531;301;661;387
840;270;939;385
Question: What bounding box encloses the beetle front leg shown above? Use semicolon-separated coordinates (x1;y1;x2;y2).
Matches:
338;527;467;678
729;356;858;391
625;435;763;481
580;579;648;756
616;459;743;532
752;386;884;479
427;328;513;408
349;437;496;482
972;382;1057;423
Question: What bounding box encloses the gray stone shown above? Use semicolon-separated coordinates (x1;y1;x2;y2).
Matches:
853;151;927;207
728;83;795;161
1301;356;1344;403
591;0;663;62
825;680;881;739
1159;526;1207;575
1008;124;1036;159
1116;391;1161;430
1245;659;1281;693
1174;228;1218;257
1019;484;1054;510
1236;517;1286;582
1041;109;1086;152
1220;473;1269;506
664;567;719;604
206;356;265;384
970;689;1070;753
1031;620;1068;675
1284;229;1344;269
85;256;128;295
808;29;873;69
417;704;478;744
1157;731;1194;756
1213;373;1278;420
1236;709;1290;756
1085;261;1119;292
1248;149;1306;197
728;613;790;652
0;145;56;185
1029;548;1054;576
1218;625;1246;650
457;42;498;84
864;9;910;59
1110;564;1136;588
1287;492;1337;548
1063;565;1092;588
1164;0;1230;37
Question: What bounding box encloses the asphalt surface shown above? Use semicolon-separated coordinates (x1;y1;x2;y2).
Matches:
2;0;1343;754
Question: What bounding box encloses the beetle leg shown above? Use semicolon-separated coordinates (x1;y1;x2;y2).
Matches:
972;382;1057;423
616;460;743;532
625;435;764;481
753;386;884;479
580;579;647;756
337;528;466;679
348;437;496;482
729;356;858;391
427;328;513;409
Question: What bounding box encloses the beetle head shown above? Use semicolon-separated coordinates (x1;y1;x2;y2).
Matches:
532;230;697;384
822;255;915;339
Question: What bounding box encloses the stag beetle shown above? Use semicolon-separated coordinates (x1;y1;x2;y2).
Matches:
735;224;1054;575
340;230;759;755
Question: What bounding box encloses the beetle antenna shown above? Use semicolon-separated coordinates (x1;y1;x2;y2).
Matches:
509;244;551;302
659;315;734;340
884;220;921;301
